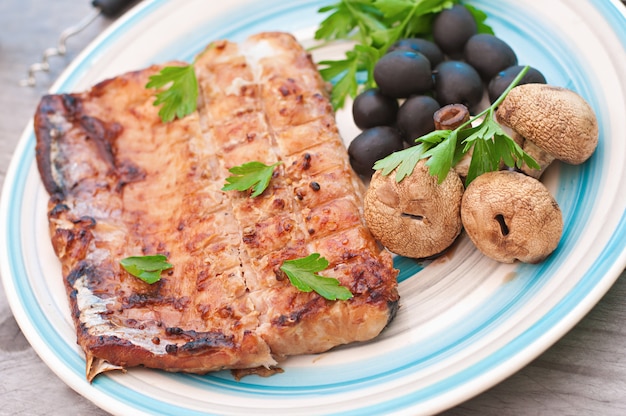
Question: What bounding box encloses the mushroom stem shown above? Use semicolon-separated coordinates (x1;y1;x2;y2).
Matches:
454;150;472;179
520;139;555;178
434;103;470;130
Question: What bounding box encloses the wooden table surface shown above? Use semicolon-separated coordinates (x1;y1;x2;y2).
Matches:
1;1;625;415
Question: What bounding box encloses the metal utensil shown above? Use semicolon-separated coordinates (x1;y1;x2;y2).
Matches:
20;0;138;87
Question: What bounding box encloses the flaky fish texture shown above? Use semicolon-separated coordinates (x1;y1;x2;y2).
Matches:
34;32;399;381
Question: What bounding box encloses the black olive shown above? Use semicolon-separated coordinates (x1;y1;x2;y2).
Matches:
387;38;445;68
463;34;518;81
433;61;483;112
488;65;547;103
396;95;440;146
373;50;433;98
348;126;404;177
432;4;477;58
352;88;399;130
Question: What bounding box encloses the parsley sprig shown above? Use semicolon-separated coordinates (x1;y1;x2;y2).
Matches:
315;0;492;109
120;254;173;284
222;161;282;197
146;64;198;123
373;65;540;185
280;253;353;301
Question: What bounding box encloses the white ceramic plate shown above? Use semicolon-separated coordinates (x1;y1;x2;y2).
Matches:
2;0;626;414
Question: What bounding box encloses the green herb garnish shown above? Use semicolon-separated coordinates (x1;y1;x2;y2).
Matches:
315;0;493;109
146;64;198;123
280;253;353;301
120;254;173;284
373;65;540;185
222;161;282;197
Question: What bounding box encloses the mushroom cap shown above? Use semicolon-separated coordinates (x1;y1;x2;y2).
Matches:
364;160;464;258
461;170;563;263
496;84;598;164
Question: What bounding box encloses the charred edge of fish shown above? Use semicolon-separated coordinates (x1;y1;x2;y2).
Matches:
51;222;94;262
231;366;284;381
178;334;235;354
74;216;97;228
34;95;68;196
165;327;231;340
79;115;123;168
165;327;185;336
164;329;235;355
115;161;146;191
273;297;323;327
68;289;81;319
48;208;95;255
90;334;134;350
122;293;181;309
49;201;70;217
274;313;297;326
386;299;400;326
66;261;97;287
60;94;82;118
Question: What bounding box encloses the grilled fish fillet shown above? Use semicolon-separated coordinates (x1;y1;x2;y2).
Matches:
34;32;399;381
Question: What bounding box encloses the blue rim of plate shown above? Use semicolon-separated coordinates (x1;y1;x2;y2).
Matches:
2;0;626;414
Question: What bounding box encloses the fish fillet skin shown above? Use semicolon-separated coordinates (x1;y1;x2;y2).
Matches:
34;32;399;379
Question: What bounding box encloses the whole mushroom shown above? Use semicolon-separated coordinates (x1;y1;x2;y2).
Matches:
496;84;599;178
364;159;464;259
461;170;563;263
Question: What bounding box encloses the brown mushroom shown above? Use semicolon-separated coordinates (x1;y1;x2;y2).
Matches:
364;159;464;258
496;84;598;178
461;170;563;263
433;103;472;178
433;103;470;130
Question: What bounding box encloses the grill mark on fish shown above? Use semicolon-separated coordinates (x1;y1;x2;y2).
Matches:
34;32;399;380
78;115;121;168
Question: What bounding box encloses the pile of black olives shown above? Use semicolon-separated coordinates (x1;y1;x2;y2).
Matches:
348;4;547;178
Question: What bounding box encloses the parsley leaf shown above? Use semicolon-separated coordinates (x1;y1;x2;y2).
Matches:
120;254;173;284
375;0;455;41
146;65;198;123
315;1;385;42
315;0;489;109
374;65;540;185
280;253;353;301
319;44;380;109
372;140;429;182
459;112;536;182
222;161;282;197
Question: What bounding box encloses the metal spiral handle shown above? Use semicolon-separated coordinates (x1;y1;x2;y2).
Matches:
19;0;137;87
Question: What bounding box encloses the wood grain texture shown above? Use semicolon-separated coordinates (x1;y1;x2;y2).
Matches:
0;1;625;415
